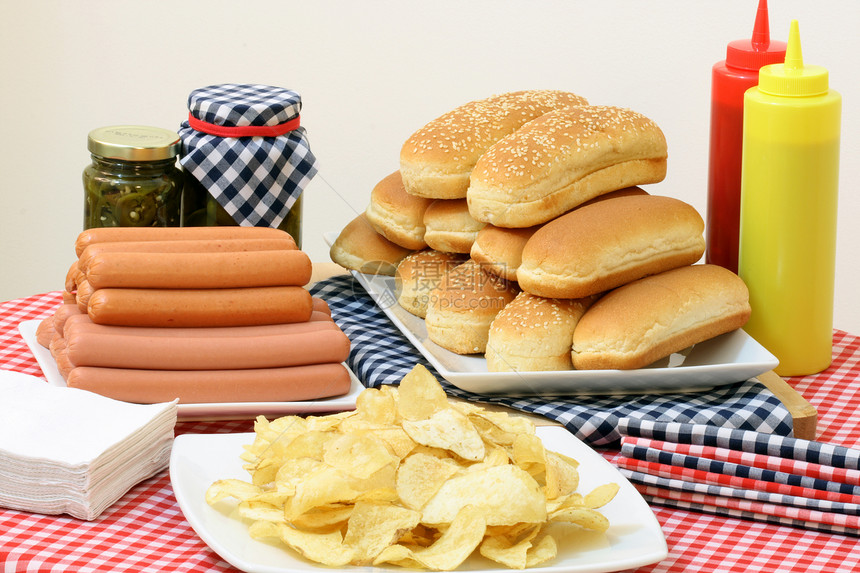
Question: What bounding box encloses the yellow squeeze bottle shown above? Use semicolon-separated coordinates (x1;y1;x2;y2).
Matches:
738;20;841;376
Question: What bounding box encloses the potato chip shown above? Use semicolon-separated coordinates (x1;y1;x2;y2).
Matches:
512;433;546;468
545;451;580;500
479;524;542;569
236;500;284;523
276;522;356;567
354;386;397;426
205;479;262;505
323;432;397;479
464;407;537;446
420;465;546;526
402;408;485;461
549;507;610;532
374;505;488;571
342;501;421;564
584;483;620;509
396;363;449;420
289;504;353;530
396;452;461;510
525;534;559;568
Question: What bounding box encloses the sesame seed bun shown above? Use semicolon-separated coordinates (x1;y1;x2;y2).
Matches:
518;194;705;299
572;264;751;370
399;90;588;200
395;249;468;318
422;199;486;254
467;105;668;228
364;171;433;250
425;259;519;354
485;292;595;372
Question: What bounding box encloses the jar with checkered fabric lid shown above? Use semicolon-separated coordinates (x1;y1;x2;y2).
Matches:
177;84;319;247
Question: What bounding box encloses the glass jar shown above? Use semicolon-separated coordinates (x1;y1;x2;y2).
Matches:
182;172;304;248
177;84;318;249
82;126;183;229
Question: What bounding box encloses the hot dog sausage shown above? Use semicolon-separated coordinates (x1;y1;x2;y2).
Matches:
85;249;312;290
76;237;298;274
65;261;79;293
74;226;294;257
87;286;314;327
36;316;56;348
65;362;353;404
51;303;83;336
75;280;93;313
64;321;350;370
312;297;332;316
64;313;337;338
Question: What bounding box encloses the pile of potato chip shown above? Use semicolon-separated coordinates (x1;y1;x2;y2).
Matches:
206;365;618;570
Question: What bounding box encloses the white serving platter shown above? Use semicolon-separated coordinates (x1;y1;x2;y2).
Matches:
170;426;668;573
18;319;363;421
324;232;778;396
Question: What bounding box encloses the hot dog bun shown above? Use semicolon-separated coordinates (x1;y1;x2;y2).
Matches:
395;249;467;318
469;187;650;282
400;90;588;199
571;264;751;370
485;292;595;372
425;260;519;354
469;224;540;282
422;199;485;254
364;171;433;250
329;214;413;276
467;106;668;228
518;194;705;299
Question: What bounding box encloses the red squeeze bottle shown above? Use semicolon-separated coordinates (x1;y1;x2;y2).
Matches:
705;0;786;273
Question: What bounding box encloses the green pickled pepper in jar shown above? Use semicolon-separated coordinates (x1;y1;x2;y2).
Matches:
82;126;183;229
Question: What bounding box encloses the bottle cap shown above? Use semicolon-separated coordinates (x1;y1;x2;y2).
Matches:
758;20;830;97
87;126;181;161
725;0;787;71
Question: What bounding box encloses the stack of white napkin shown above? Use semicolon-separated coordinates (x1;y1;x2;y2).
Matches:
0;369;177;520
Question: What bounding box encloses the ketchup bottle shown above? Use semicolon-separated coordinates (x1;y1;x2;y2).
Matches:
738;20;841;376
705;0;786;273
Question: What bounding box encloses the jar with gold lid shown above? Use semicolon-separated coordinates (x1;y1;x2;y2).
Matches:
178;84;318;248
82;126;183;229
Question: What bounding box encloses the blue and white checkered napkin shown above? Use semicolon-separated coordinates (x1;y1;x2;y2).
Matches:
310;275;794;447
178;84;318;228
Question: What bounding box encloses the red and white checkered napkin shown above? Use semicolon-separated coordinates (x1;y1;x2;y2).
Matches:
616;419;860;536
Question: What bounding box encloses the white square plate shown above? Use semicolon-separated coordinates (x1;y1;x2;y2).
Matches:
18;319;363;420
323;232;778;396
170;426;667;573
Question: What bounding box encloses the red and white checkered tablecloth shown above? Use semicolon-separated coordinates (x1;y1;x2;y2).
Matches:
1;291;859;572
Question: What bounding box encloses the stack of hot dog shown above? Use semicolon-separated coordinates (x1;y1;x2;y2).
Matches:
36;227;353;404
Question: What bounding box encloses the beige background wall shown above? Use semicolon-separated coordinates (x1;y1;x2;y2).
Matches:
2;1;858;333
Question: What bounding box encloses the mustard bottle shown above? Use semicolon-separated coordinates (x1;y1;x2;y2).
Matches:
738;20;841;376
